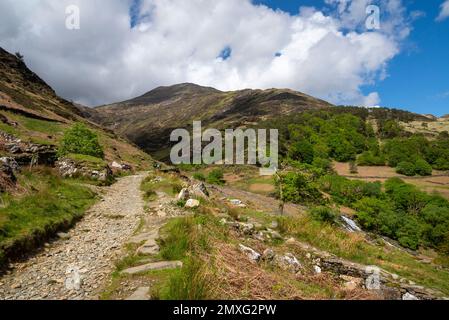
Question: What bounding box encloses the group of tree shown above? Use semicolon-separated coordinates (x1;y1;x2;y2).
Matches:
319;175;449;252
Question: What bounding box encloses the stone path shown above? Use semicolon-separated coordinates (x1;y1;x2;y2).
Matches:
0;173;148;300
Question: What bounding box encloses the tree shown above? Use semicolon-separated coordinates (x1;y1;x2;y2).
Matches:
58;123;104;159
288;140;314;164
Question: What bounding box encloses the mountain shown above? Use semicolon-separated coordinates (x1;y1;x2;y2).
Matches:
0;47;152;168
86;83;334;158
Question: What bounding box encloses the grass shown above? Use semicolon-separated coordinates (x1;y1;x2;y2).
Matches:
65;153;107;168
0;167;97;266
140;174;183;199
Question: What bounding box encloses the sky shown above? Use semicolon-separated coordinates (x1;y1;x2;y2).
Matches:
0;0;448;115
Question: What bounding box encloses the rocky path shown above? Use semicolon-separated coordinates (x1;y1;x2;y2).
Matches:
0;173;148;300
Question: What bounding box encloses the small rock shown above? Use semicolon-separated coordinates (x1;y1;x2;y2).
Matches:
270;231;283;240
402;292;419;300
286;237;296;245
239;244;261;262
262;249;275;261
185;199;200;208
57;232;71;240
274;253;301;273
313;265;322;274
125;287;151;301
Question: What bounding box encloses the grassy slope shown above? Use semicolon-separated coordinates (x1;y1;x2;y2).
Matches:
0;168;97;266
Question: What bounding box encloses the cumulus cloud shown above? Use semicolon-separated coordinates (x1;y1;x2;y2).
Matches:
437;0;449;21
0;0;411;107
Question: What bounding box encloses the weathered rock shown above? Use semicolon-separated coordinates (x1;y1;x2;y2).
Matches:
125;287;150;300
57;232;71;240
340;275;363;291
56;157;112;181
137;238;160;255
121;261;183;275
274;253;302;273
185;199;200;208
111;161;132;171
177;188;190;201
402;292;419;300
189;182;209;199
239;244;261;262
341;216;362;233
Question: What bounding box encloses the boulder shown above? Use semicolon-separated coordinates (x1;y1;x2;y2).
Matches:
185;199;200;208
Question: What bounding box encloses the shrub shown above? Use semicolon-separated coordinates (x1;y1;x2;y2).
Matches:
280;172;323;204
58;123;104;159
357;151;385;166
193;173;206;182
396;161;416;176
206;169;224;185
309;206;337;224
312;158;333;172
414;159;432;176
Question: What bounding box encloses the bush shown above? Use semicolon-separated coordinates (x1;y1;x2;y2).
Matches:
58;123;104;159
396;161;416;176
280;172;323;204
414;159;432;176
309;206;337;224
193;173;206;182
357;151;385;166
206;169;224;185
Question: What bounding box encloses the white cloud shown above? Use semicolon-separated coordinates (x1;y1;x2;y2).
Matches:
0;0;411;107
437;0;449;21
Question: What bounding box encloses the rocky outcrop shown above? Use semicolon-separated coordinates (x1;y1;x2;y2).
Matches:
56;157;112;182
0;130;57;166
293;241;445;300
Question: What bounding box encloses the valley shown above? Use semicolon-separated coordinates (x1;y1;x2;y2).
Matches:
1;46;449;301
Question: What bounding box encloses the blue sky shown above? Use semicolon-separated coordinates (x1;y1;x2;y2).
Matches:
254;0;449;116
